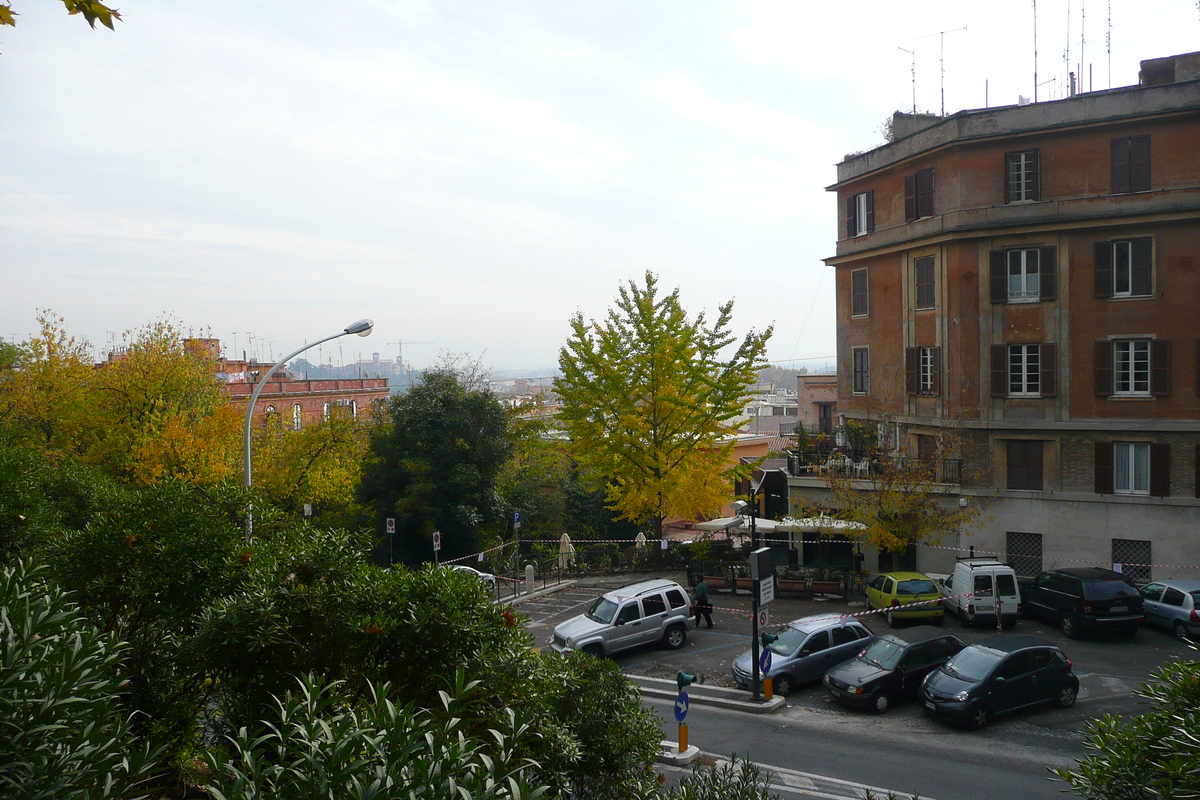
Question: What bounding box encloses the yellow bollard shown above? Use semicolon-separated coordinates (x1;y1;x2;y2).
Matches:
678;723;688;752
763;676;773;701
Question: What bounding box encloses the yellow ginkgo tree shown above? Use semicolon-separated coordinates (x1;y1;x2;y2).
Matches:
554;272;772;539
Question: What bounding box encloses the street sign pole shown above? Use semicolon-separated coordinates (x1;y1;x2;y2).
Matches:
675;672;693;752
432;530;441;565
513;510;521;593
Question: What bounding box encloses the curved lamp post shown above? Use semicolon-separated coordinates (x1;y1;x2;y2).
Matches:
243;318;374;540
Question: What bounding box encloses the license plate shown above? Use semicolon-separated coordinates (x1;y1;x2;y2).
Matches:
1110;606;1127;613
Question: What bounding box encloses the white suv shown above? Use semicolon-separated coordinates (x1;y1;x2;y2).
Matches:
551;579;695;657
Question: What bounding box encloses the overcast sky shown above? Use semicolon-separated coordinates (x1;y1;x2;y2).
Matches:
3;1;1198;373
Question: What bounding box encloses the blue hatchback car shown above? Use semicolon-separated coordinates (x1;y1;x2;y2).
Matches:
731;615;874;696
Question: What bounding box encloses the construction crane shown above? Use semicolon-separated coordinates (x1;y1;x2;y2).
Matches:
387;340;433;391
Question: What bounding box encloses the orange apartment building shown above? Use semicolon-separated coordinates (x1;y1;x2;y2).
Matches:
796;51;1200;581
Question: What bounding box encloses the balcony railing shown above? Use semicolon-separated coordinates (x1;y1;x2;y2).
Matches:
786;450;962;484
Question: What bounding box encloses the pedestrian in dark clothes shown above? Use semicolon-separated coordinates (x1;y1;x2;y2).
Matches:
692;578;713;629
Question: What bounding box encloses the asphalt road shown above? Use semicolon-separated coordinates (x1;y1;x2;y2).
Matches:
519;571;1194;799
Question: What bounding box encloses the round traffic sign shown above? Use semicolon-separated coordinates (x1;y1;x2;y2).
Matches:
674;691;689;722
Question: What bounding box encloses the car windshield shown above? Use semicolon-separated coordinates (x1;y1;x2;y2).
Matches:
769;625;809;655
1191;591;1200;603
1083;579;1137;600
586;597;618;624
896;579;937;596
941;646;1003;682
859;637;905;670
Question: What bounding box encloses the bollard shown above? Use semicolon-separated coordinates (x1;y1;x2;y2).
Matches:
678;723;688;752
525;563;535;594
763;676;773;701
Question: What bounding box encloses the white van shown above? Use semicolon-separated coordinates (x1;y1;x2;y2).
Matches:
939;559;1020;629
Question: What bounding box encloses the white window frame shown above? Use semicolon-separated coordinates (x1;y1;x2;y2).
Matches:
1112;241;1134;297
1008;344;1041;396
918;347;935;393
1113;442;1150;494
1113;339;1150;395
1007;150;1037;203
1006;249;1041;302
292;403;303;431
853;192;870;237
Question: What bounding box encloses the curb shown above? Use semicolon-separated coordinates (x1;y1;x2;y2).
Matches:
631;675;786;714
656;742;701;766
502;580;578;606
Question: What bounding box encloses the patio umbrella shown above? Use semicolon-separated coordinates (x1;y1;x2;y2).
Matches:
635;532;647;550
557;533;575;570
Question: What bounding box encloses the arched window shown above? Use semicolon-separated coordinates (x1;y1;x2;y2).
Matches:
292;403;303;431
322;402;331;421
265;404;276;415
350;400;358;420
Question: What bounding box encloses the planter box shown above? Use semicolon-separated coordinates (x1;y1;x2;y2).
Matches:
735;578;753;590
701;575;730;589
776;579;808;593
810;580;842;594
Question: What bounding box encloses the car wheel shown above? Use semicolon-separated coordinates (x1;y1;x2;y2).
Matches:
664;624;687;650
1060;612;1079;639
773;674;794;697
1058;683;1077;708
958;606;972;628
970;705;990;730
886;610;897;628
872;691;891;714
582;644;604;658
1174;621;1191;643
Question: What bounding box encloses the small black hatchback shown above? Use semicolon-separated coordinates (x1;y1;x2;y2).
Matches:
823;626;966;713
920;634;1079;729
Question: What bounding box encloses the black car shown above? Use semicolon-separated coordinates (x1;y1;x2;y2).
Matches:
920;634;1079;729
1018;567;1143;638
824;626;965;713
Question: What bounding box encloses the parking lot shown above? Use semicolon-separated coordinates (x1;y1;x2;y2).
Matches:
519;570;1194;741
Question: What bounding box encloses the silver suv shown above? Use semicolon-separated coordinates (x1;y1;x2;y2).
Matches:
551;579;695;657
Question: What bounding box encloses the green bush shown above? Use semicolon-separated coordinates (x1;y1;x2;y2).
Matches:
0;560;160;799
203;672;548;800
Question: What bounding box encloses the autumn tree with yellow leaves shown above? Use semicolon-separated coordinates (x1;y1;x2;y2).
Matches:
554;272;771;539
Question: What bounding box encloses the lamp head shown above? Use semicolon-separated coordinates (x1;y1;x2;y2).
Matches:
345;319;374;337
731;500;749;515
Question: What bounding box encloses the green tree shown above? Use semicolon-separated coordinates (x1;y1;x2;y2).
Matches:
1054;646;1200;799
555;272;771;538
360;368;511;564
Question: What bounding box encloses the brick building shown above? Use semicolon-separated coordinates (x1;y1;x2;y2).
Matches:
187;338;390;429
802;51;1200;581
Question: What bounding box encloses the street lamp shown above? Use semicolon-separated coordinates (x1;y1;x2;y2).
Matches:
242;318;374;540
732;478;765;700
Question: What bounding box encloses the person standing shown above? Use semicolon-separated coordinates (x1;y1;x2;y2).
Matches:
692;578;713;629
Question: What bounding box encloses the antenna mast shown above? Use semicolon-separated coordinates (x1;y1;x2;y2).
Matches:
898;47;916;113
915;25;967;116
1034;0;1040;102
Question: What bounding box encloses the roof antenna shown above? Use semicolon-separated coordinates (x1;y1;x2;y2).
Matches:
1033;0;1040;102
898;47;916;113
916;24;967;116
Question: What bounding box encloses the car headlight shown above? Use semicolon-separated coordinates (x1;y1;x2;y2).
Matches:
953;691;970;702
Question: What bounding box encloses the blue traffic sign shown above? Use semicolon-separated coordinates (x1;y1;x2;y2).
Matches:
513;510;521;524
760;647;772;674
674;691;689;722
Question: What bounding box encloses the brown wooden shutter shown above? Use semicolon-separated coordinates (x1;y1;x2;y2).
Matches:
1094;340;1114;396
1149;443;1171;497
991;345;1008;397
990;250;1007;303
1094;442;1114;494
1195;339;1200;396
905;174;917;221
1094;241;1113;298
1131;237;1153;296
931;347;942;396
917;168;935;217
846;195;856;238
1038;246;1057;301
1111;137;1130;194
905;347;918;395
1003;152;1013;204
1030;148;1042;201
1130;135;1151;192
1151;339;1171;396
1040;342;1057;396
1195;445;1200;498
865;189;875;233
